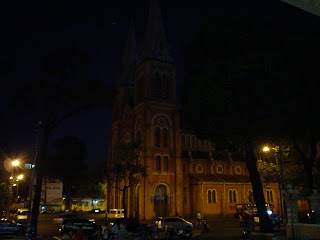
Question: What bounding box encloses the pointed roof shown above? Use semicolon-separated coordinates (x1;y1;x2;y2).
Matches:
119;19;138;86
142;0;172;62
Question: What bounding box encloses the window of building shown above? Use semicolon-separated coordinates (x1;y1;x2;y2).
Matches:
197;164;203;173
161;74;168;99
137;78;143;102
154;73;161;97
186;135;190;147
155;127;160;147
192;136;196;148
163;128;168;147
229;189;237;202
235;166;242;174
217;165;223;174
208;189;217;203
212;190;217;203
156;156;161;171
204;140;209;150
266;189;274;202
183;164;186;172
136;131;141;143
163;156;169;171
181;135;185;147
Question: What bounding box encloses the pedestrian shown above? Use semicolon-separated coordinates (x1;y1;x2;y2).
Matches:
111;222;119;235
73;226;85;240
102;228;110;240
202;216;209;233
196;211;201;226
61;233;70;240
101;223;108;235
116;223;128;240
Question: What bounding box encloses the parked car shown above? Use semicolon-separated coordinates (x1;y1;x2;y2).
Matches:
13;208;28;225
88;209;102;214
110;218;150;234
54;214;79;224
158;217;193;231
59;218;99;236
0;219;25;235
106;209;124;219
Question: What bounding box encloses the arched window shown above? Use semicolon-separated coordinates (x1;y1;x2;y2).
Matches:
155;127;161;147
267;189;274;202
137;78;143;102
181;135;185;147
270;190;274;202
186;135;190;147
154;73;161;97
233;190;237;202
163;156;169;171
208;190;212;203
156;156;161;171
229;190;232;202
204;140;209;150
192;136;196;148
212;190;217;203
229;189;237;202
136;131;141;143
161;74;168;99
163;128;168;147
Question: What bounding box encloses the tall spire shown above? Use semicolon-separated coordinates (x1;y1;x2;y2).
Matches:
119;19;138;86
142;0;172;61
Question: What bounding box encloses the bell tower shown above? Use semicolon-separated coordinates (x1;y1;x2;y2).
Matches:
134;0;176;106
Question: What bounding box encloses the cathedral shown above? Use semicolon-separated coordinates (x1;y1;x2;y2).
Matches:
106;0;280;220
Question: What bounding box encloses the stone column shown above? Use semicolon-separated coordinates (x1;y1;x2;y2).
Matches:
308;189;320;224
285;196;299;239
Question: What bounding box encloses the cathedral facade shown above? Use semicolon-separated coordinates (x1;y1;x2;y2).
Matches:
106;0;280;220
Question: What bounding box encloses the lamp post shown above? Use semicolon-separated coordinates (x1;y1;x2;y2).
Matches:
16;174;24;198
281;184;299;240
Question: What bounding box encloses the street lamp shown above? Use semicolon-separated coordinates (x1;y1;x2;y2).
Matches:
12;160;20;166
16;174;24;199
263;146;270;152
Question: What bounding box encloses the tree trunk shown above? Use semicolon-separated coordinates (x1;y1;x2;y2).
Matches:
245;137;274;233
30;126;49;237
122;186;127;218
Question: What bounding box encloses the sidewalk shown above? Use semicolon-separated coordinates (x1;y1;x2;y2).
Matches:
191;218;288;240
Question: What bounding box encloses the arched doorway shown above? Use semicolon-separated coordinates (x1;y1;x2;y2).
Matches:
154;185;169;217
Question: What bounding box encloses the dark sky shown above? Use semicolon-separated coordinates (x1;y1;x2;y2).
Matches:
1;0;318;164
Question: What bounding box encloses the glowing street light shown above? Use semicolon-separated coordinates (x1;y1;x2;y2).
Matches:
12;160;20;166
17;174;23;180
263;146;270;152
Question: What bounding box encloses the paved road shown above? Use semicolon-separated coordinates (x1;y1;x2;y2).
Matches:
0;214;287;240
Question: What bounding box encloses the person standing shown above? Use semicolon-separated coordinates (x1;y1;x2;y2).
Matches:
73;226;84;240
196;211;202;226
116;223;128;240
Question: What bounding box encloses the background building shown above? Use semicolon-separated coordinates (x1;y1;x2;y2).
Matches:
107;0;279;220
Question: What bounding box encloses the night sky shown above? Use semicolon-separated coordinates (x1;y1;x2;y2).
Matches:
1;0;318;165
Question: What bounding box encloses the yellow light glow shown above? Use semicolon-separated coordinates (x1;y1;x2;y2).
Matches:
12;160;19;166
263;146;270;152
10;176;13;179
17;174;23;180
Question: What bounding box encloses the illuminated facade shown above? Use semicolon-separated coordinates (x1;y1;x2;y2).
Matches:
106;0;279;220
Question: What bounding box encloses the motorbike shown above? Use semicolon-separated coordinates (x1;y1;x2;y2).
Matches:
202;222;209;234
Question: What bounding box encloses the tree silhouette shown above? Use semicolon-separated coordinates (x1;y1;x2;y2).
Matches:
10;46;114;236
